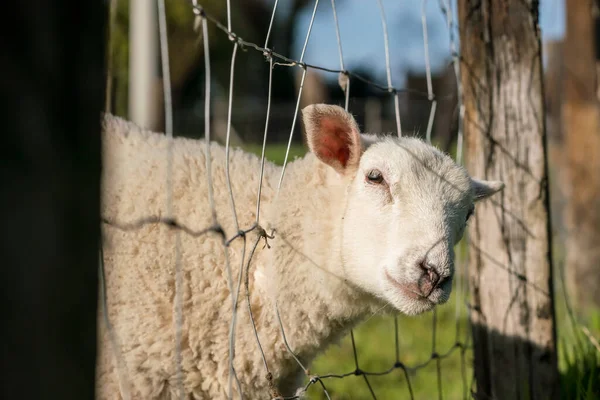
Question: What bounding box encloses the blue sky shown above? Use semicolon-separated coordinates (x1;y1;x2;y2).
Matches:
291;0;565;87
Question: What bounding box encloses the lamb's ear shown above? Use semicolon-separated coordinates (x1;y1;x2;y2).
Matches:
471;178;505;202
302;104;363;175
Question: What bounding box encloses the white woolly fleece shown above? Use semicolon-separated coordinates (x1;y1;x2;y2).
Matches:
97;106;503;399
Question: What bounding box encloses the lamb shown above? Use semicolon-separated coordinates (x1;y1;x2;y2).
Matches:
97;104;504;399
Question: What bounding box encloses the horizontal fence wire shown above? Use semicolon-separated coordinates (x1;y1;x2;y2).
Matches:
99;0;478;399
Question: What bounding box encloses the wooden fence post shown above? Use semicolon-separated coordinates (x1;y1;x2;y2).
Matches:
457;1;559;399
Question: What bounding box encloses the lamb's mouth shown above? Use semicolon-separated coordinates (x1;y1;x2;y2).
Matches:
384;270;436;305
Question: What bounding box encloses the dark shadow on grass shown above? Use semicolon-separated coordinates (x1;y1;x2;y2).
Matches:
470;323;560;400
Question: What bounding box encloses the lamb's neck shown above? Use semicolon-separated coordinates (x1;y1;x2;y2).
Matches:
260;156;376;369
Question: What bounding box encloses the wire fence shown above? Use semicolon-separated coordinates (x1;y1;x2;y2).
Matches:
100;0;481;399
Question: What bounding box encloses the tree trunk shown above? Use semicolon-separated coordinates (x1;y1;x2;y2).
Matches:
458;1;559;399
0;1;104;399
563;0;600;312
544;40;565;232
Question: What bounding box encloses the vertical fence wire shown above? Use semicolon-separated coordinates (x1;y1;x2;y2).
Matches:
420;3;445;400
220;4;246;396
157;2;187;399
422;0;438;145
270;0;329;390
439;1;470;399
375;0;402;136
255;56;274;226
277;0;321;192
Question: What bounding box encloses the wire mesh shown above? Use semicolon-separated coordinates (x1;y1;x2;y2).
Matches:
99;0;478;399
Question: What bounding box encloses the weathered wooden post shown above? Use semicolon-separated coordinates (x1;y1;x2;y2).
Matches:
458;1;559;398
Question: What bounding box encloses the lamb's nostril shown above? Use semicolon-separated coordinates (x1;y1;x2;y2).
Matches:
417;261;443;297
427;268;440;287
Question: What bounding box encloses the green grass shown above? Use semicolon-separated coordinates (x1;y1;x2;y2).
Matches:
559;332;600;400
242;143;308;166
243;142;600;400
556;280;600;400
306;297;472;400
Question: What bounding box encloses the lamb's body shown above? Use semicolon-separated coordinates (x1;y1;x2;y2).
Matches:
98;116;378;399
98;105;503;399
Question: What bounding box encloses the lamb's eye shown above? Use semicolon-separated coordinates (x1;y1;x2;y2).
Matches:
366;169;384;184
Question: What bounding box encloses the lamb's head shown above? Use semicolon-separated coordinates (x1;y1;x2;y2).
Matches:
302;104;504;316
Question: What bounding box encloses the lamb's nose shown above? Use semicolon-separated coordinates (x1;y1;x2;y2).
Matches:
417;261;442;297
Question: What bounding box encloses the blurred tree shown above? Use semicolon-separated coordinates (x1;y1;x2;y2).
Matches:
544;40;565;245
562;0;600;312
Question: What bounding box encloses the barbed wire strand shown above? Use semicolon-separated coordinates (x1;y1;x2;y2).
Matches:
194;4;456;102
277;0;321;192
375;0;402;136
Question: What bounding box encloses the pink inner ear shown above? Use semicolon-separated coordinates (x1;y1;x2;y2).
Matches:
317;119;351;168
